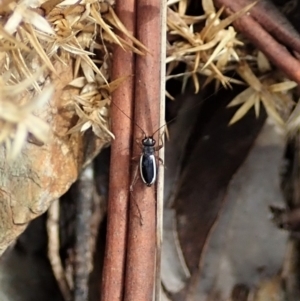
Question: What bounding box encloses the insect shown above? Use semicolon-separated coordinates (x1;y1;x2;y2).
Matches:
111;101;165;188
128;124;164;189
112;76;235;188
140;136;157;186
139;135;163;187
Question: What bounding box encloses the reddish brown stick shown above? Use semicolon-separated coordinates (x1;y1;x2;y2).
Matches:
238;0;300;54
124;0;162;300
100;0;135;300
214;0;300;84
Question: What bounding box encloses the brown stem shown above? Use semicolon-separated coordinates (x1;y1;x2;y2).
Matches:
124;0;163;300
100;1;135;300
73;164;94;301
239;0;300;54
213;0;300;84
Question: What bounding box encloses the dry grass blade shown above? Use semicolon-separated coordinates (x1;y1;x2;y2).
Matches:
201;6;225;41
90;5;124;50
208;1;257;38
257;51;272;73
99;75;131;93
102;32;145;55
68;77;86;88
40;0;65;15
0;0;298;159
269;82;297;93
0;68;45;94
167;8;196;45
229;92;258;125
201;26;237;70
178;0;188;16
0;0;150;158
22;24;57;74
228;61;294;126
260;91;285;126
11;49;42;92
0;25;29;50
166;0;255;95
287;100;300;135
0;83;53;160
24;10;55;35
106;6;149;54
227;87;255;107
236;61;263;91
202;0;216;14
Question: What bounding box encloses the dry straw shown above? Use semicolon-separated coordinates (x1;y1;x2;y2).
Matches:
0;0;297;158
0;0;146;159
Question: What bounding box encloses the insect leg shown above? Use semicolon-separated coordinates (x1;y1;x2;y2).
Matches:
129;164;144;225
155;129;165;151
130;194;144;226
130;162;140;192
135;138;143;149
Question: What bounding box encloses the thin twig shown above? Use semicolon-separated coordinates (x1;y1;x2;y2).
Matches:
124;0;163;300
213;0;300;84
47;199;72;301
156;0;167;300
100;0;136;300
73;164;94;301
239;0;300;54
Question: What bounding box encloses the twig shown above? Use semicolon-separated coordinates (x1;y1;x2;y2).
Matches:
213;0;300;84
124;0;163;300
156;0;167;300
239;0;300;54
73;164;94;301
47;199;72;301
100;0;136;300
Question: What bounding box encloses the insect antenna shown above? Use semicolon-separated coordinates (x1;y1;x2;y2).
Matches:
151;73;238;138
110;100;147;137
111;72;238;139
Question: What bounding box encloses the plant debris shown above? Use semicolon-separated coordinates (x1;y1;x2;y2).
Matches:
0;0;299;158
167;0;297;129
0;0;145;158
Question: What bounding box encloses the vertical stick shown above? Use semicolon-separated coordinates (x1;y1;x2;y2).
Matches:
124;0;163;300
74;164;94;301
101;0;136;300
156;1;167;300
